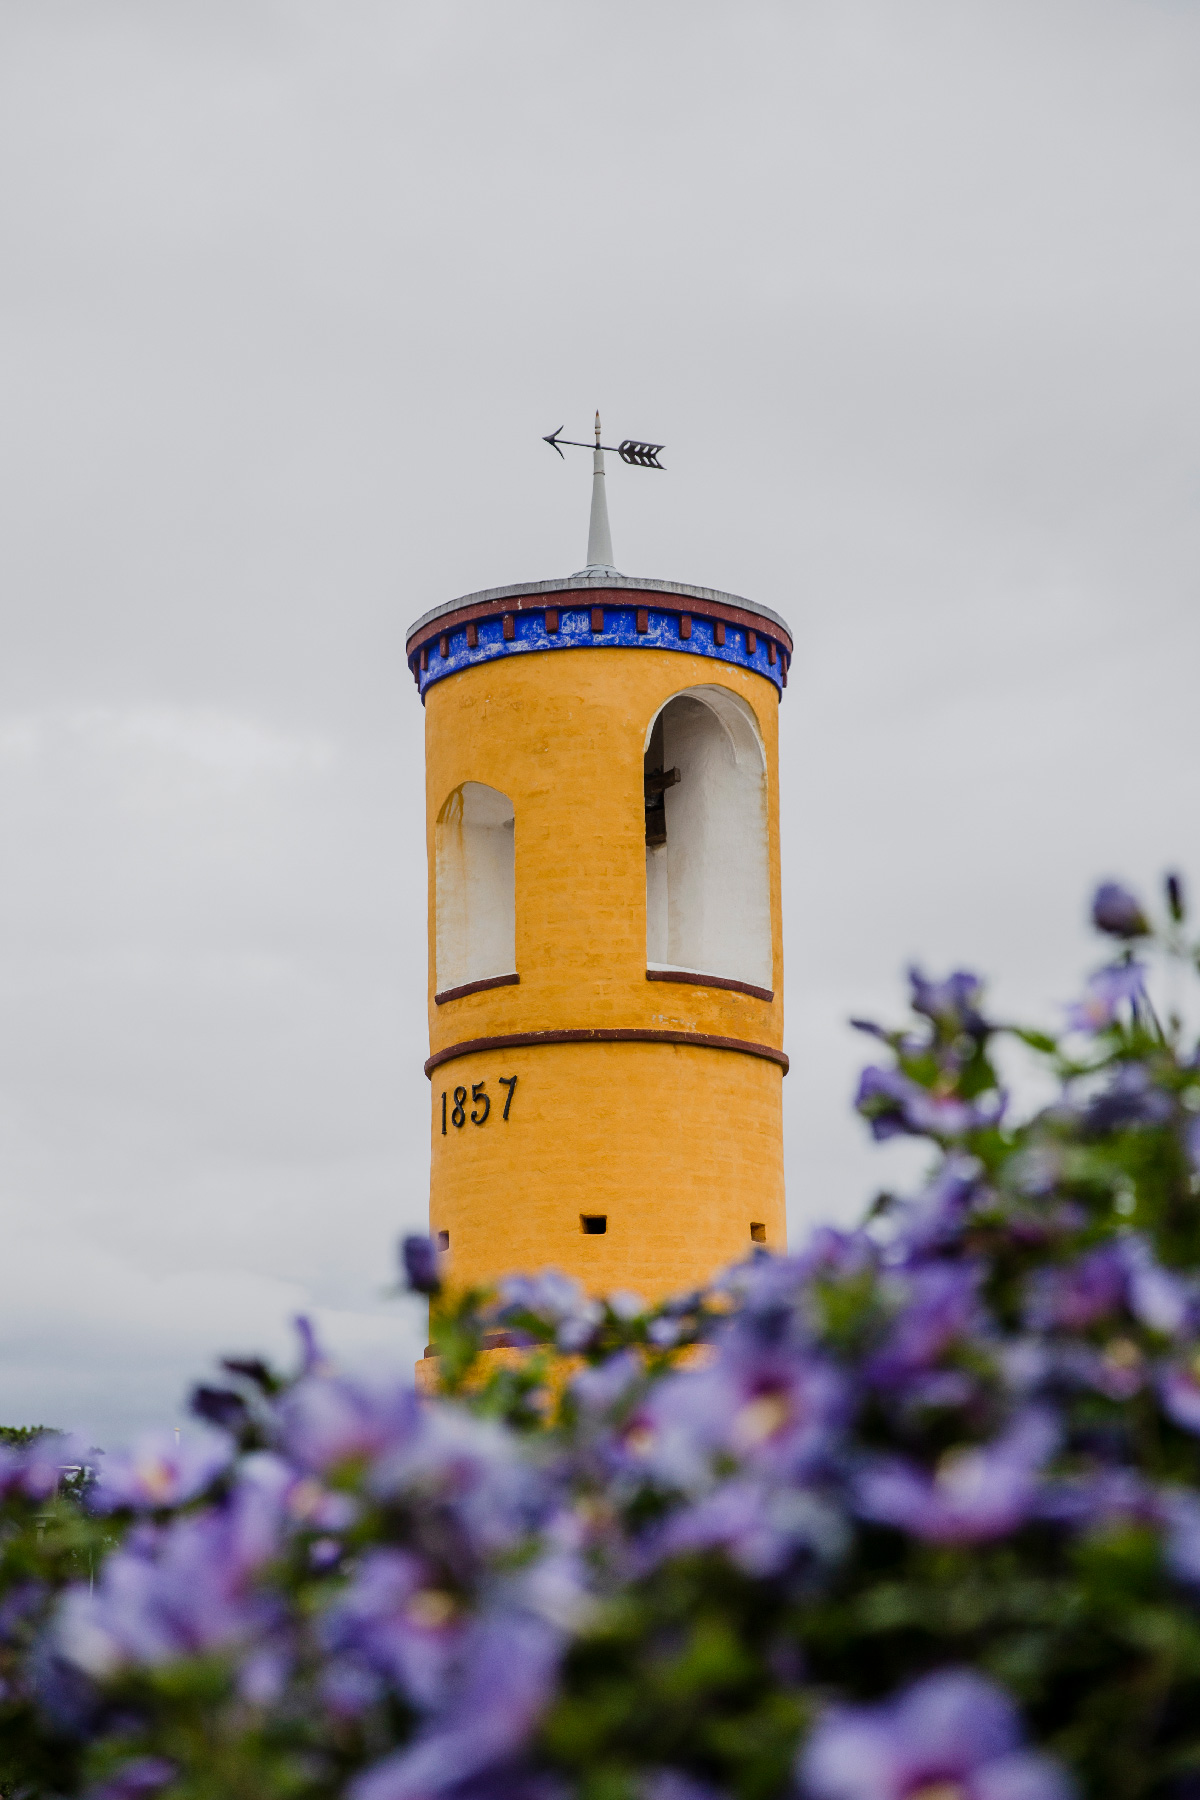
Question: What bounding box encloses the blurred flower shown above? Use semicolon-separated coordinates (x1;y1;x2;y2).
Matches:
569;1350;643;1415
349;1608;562;1800
890;1157;983;1256
626;1343;846;1492
0;1432;88;1503
57;1454;291;1677
1159;1355;1200;1434
1040;1467;1160;1531
1161;1488;1200;1588
641;1476;849;1578
402;1235;442;1297
369;1402;546;1560
909;967;989;1037
799;1667;1073;1800
1080;1064;1172;1135
85;1757;176;1800
643;1773;730;1800
278;1371;420;1477
1064;964;1145;1034
495;1271;603;1352
321;1549;465;1709
869;1263;984;1391
1166;872;1186;924
855;1411;1059;1544
1024;1246;1128;1333
856;1067;1003;1143
88;1432;231;1514
1091;882;1150;940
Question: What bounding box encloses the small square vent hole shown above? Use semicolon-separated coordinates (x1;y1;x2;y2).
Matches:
437;1230;450;1251
580;1214;608;1235
750;1222;766;1243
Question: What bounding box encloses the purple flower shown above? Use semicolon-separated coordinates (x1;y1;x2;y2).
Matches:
643;1774;730;1800
869;1263;984;1391
856;1067;1003;1143
1162;1488;1200;1587
891;1157;982;1256
1120;1235;1191;1335
799;1668;1073;1800
855;1410;1058;1544
909;967;989;1036
321;1549;465;1709
278;1370;420;1477
84;1758;176;1800
626;1345;846;1492
1064;964;1145;1034
1024;1246;1127;1332
494;1271;602;1352
57;1455;290;1676
402;1235;442;1297
349;1609;562;1800
570;1350;643;1415
368;1403;546;1559
642;1476;848;1578
1080;1063;1171;1135
1039;1467;1161;1532
721;1233;878;1337
1187;1116;1200;1172
88;1432;231;1513
0;1431;88;1503
1091;882;1150;940
1159;1355;1200;1434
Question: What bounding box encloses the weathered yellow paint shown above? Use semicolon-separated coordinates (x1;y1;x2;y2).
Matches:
423;640;785;1305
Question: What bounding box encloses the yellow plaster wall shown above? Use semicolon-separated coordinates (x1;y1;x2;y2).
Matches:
422;641;786;1302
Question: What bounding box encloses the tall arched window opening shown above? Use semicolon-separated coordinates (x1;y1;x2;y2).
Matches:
645;687;772;992
435;782;516;995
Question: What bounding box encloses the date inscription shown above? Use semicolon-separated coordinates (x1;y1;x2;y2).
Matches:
439;1075;517;1135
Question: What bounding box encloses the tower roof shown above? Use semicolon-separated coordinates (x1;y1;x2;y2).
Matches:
406;575;793;703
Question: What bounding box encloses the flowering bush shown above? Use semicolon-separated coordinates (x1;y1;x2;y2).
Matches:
5;875;1200;1800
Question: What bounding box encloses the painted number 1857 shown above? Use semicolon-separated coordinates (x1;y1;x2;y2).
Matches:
439;1075;517;1134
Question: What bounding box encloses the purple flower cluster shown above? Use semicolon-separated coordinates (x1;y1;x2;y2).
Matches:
8;880;1200;1800
801;1669;1072;1800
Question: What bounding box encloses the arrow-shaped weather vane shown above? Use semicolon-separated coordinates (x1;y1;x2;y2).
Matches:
543;411;665;469
546;411;663;574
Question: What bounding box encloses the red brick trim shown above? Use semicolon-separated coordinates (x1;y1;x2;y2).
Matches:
406;586;793;659
646;969;774;1003
424;1027;788;1077
434;973;520;1006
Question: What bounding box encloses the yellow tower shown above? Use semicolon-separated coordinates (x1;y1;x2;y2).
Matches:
407;423;792;1311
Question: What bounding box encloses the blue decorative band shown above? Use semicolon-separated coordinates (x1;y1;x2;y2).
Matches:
409;603;789;700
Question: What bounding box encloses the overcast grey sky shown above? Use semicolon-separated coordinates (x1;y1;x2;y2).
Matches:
1;0;1198;1442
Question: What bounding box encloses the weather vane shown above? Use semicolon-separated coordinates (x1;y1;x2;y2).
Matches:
545;411;664;575
543;411;665;469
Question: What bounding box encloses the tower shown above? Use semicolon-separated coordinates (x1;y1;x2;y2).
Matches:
407;422;792;1310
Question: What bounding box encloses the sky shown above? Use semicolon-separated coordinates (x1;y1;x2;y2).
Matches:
1;0;1199;1443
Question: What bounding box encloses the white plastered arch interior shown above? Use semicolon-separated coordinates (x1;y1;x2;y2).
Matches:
435;781;516;992
644;685;772;992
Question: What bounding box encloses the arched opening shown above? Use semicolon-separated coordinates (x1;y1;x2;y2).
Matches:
645;687;772;992
435;781;516;996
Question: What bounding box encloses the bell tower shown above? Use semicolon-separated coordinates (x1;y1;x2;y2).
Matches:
407;420;792;1307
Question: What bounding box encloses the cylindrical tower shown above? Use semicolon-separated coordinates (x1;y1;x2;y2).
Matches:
406;452;792;1309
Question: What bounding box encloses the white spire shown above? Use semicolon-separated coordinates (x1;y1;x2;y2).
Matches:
579;410;617;575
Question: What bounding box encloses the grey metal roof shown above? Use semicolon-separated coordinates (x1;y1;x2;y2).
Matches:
406;573;793;648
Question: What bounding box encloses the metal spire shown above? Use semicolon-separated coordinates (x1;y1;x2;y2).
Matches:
584;411;615;575
542;414;665;579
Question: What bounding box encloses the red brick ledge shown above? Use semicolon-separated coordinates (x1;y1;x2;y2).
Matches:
424;1027;788;1077
646;969;774;1003
406;586;793;662
434;973;520;1006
